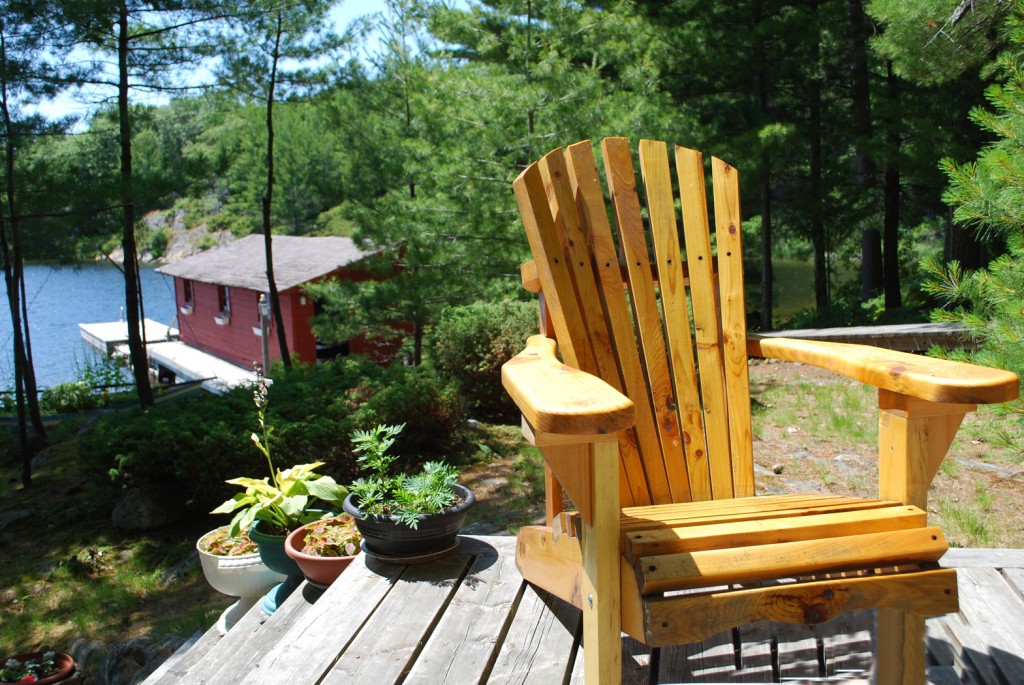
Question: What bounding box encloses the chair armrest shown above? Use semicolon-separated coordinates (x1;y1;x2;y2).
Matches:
747;335;1019;405
502;335;635;437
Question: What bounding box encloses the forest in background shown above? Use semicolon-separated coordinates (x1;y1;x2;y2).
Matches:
3;0;1024;454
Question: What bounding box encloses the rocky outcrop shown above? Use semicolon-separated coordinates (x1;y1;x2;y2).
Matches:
105;209;234;265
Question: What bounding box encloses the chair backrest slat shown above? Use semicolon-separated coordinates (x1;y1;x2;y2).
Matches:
514;138;754;508
539;147;645;506
639;140;711;501
603;137;692;504
675;146;735;499
565;142;663;507
712;157;755;497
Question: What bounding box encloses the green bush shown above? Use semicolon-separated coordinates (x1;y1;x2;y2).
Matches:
78;357;465;515
431;300;536;422
148;227;169;258
41;381;100;414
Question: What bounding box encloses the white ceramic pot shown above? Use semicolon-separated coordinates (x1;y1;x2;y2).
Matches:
197;527;285;635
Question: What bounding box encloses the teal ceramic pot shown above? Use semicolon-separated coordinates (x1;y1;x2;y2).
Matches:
248;520;301;577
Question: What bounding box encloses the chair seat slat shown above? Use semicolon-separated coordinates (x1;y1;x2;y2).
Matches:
620;494;898;530
634;527;949;594
624;502;926;560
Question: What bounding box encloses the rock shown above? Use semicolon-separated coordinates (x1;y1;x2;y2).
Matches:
771;463;785;475
0;509;31;530
111;490;172;531
98;635;187;685
70;637;107;683
160;550;199;588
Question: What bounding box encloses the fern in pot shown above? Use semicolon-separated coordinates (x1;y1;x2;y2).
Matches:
342;423;474;558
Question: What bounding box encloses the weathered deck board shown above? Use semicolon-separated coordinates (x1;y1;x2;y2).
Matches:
243;561;402;684
149;537;1024;685
487;583;580;683
321;553;471;684
404;538;520;684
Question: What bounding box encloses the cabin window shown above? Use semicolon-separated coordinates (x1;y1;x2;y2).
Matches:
218;286;231;313
183;279;194;306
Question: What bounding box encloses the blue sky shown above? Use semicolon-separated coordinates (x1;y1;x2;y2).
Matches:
30;0;404;124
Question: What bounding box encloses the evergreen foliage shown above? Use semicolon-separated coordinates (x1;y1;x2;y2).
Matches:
431;299;536;421
924;6;1024;448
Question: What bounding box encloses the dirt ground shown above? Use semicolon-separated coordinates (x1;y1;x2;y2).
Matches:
459;360;1024;548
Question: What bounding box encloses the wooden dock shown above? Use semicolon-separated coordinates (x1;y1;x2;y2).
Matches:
142;537;1024;684
78;318;178;355
758;322;976;353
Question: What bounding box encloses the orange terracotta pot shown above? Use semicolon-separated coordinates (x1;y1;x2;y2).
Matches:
284;522;358;586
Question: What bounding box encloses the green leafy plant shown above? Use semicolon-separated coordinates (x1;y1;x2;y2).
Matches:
300;515;361;557
348;423;461;529
1;651;61;682
40;381;99;414
212;370;347;537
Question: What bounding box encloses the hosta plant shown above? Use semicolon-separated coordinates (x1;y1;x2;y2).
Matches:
212;369;347;536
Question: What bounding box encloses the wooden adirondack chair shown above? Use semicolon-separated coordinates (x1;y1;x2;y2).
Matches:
501;138;1020;684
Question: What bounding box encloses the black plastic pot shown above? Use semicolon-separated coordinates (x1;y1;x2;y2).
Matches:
343;484;475;557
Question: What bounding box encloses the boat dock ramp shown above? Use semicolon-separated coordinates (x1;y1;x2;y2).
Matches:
79;318;256;394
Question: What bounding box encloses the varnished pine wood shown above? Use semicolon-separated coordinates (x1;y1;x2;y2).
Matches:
634;527;949;594
502;335;634;439
566;140;663;507
620;494;892;530
581;440;623;685
674;145;734;499
748;335;1019;405
640;569;959;646
623;504;926;560
516;524;584;609
513;162;591;375
711;155;755;497
603;137;690;505
506;139;1019;685
639;140;708;501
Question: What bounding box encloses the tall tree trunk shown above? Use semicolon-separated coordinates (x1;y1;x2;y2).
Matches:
0;19;45;455
756;42;774;331
944;211;986;269
264;12;291;369
809;0;828;310
118;1;153;407
0;211;31;486
848;0;883;300
882;62;902;308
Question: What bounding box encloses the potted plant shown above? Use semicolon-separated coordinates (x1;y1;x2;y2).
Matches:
212;370;347;612
284;514;362;586
342;423;474;558
196;525;285;634
0;651;75;685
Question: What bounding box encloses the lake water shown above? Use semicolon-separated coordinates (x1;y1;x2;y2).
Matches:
0;263;176;389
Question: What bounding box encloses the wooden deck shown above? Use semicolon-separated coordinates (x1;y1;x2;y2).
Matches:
143;537;1024;684
757;322;976;353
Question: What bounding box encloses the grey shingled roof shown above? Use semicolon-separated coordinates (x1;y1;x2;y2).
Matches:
156;235;373;291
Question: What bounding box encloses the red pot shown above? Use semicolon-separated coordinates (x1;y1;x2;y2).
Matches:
0;651;74;685
284;521;358;586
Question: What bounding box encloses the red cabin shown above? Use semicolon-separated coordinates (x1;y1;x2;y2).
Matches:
157;235;375;368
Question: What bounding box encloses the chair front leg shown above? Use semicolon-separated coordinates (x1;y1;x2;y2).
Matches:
875;390;972;685
581;440;622;684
